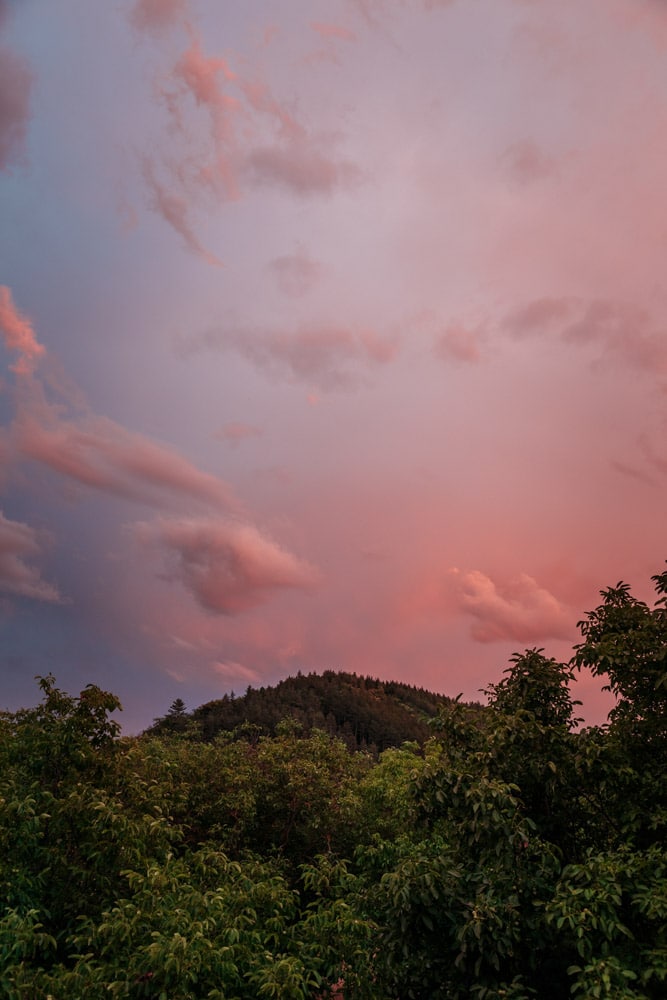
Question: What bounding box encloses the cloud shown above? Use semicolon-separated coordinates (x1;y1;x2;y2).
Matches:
0;286;45;374
129;0;188;34
137;27;245;262
187;322;397;390
173;33;239;147
639;434;667;479
504;297;574;338
451;568;572;644
212;660;261;683
610;458;656;487
307;22;357;65
560;301;667;374
434;324;482;364
504;297;667;377
237;77;300;142
15;398;237;512
141;158;224;267
245;133;361;196
0;44;32;172
268;248;323;297
0;510;61;603
136;517;318;614
502;139;556;185
0;301;319;626
311;22;357;42
215;422;263;447
136;17;360;263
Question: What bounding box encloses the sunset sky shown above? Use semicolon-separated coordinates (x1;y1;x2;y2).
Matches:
2;0;666;731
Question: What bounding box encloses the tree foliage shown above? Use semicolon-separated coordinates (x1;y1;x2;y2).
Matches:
150;671;453;752
1;567;667;997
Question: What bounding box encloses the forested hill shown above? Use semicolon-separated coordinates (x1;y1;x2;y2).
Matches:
149;670;458;751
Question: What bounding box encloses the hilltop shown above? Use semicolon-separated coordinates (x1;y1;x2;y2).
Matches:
149;669;462;751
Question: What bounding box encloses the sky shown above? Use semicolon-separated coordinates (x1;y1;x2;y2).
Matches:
1;0;666;732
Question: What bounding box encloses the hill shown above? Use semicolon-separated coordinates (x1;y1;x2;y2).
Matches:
149;670;458;751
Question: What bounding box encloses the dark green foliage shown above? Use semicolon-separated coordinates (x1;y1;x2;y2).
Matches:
343;571;667;999
2;566;667;997
150;670;452;751
573;570;667;749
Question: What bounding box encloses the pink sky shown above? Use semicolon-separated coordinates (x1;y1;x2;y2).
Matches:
1;0;666;730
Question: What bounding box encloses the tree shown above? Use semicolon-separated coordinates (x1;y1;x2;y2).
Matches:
573;568;667;749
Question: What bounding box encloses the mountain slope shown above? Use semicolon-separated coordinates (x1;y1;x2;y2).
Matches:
150;670;458;752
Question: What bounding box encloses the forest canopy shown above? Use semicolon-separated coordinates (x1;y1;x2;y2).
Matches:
1;566;666;998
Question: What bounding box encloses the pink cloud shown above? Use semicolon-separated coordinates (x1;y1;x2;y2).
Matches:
0;44;32;172
561;301;667;374
311;22;357;42
141;158;224;267
609;0;667;52
348;0;391;28
307;22;357;64
136;517;318;614
359;328;398;363
137;27;246;261
435;324;482;364
268;248;323;297
138;18;360;263
639;434;667;479
174;34;237;116
246;134;361;196
0;286;45;373
129;0;187;34
162;31;243;203
188;322;397;390
14;385;237;512
504;297;575;337
215;422;263;447
237;77;300;142
451;568;573;644
0;306;320;626
212;660;261;683
502;139;556;184
504;297;667;377
0;510;60;603
610;459;656;488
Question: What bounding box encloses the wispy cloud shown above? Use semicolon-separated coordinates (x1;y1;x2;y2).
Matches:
502;139;557;185
1;289;317;620
14;392;237;512
141;158;224;267
434;324;483;364
212;660;261;683
129;0;188;34
268;247;323;297
504;297;667;378
215;422;263;447
133;12;360;259
246;133;361;197
610;458;656;487
0;286;45;374
0;510;61;603
311;22;357;42
0;25;32;173
186;322;398;390
306;21;357;65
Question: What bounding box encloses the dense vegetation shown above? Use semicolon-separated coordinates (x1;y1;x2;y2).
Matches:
1;566;666;998
149;671;454;751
